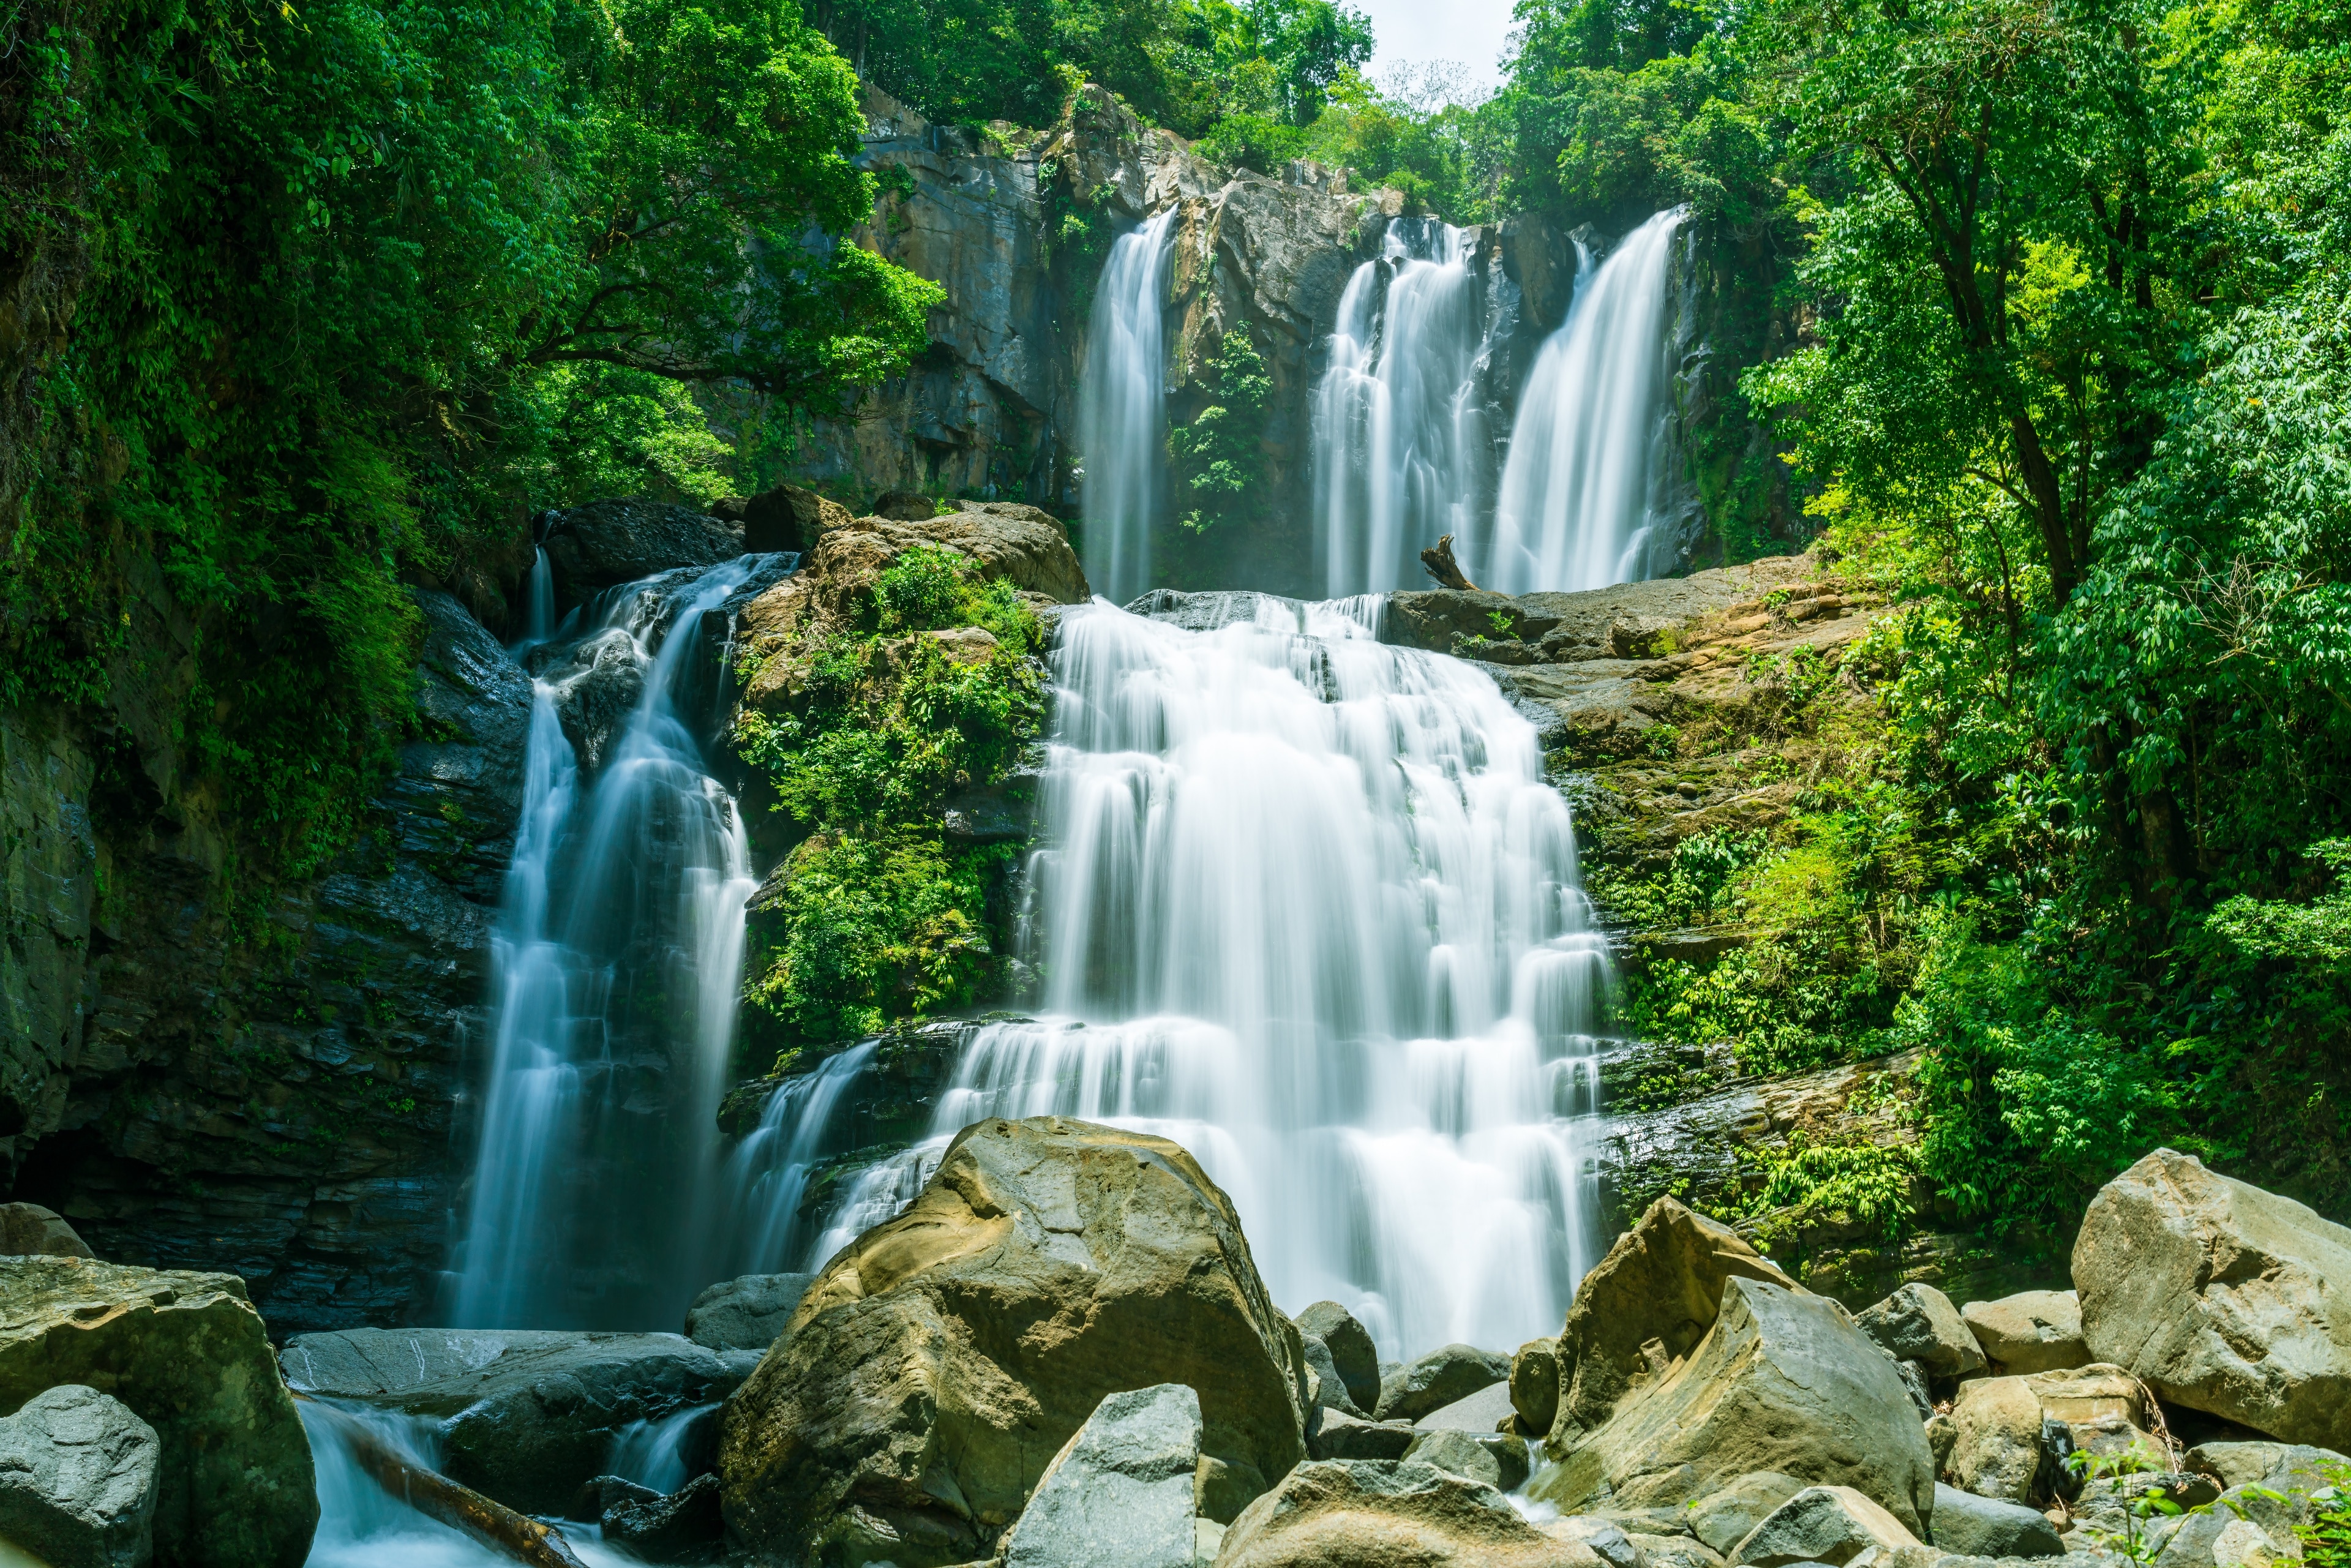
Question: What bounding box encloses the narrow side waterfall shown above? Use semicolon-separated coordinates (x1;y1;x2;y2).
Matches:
448;556;781;1330
1486;209;1686;593
1313;219;1499;598
743;593;1611;1358
1079;208;1179;605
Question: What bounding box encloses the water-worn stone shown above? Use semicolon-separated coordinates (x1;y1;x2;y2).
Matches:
1545;1198;1798;1449
1544;1515;1648;1568
1858;1285;1986;1379
1374;1343;1512;1424
1531;1277;1936;1535
1512;1337;1562;1436
602;1473;724;1562
1729;1485;1924;1568
541;497;744;602
1643;1536;1729;1568
2022;1365;2155;1461
1216;1459;1589;1567
0;1258;315;1568
1307;1410;1417;1461
1689;1473;1808;1556
0;1204;92;1259
1930;1483;2063;1559
0;1385;159;1568
683;1273;813;1352
708;483;853;555
999;1384;1201;1568
1294;1304;1379;1416
280;1327;749;1515
1412;1381;1517;1435
1949;1378;2052;1504
1962;1292;2088;1377
2074;1148;2351;1447
1401;1428;1529;1493
718;1116;1307;1567
1299;1336;1361;1417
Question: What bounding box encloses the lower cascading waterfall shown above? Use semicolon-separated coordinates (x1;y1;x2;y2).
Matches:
736;591;1611;1359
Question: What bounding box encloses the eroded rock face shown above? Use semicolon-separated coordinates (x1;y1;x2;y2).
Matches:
1532;1277;1936;1536
2074;1148;2351;1447
0;1258;316;1568
281;1327;750;1516
718;1116;1308;1567
0;1384;159;1568
1217;1460;1586;1568
539;496;744;605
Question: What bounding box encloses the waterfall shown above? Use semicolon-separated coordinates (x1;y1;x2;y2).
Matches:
1080;208;1179;605
448;556;779;1331
741;592;1610;1358
1485;209;1686;594
1313;219;1499;598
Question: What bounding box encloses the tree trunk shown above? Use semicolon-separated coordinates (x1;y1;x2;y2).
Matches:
304;1401;590;1568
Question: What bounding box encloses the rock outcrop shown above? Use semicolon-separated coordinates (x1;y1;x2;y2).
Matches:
1531;1277;1937;1536
539;496;745;605
683;1272;814;1352
0;1258;316;1568
0;1384;160;1568
2074;1147;2351;1447
1217;1460;1586;1567
718;1116;1308;1566
281;1327;750;1515
997;1384;1203;1568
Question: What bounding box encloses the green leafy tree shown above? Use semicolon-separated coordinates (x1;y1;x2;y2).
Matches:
1169;329;1272;532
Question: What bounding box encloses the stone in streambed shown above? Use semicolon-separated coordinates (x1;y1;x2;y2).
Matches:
0;1385;159;1568
0;1257;315;1568
1216;1459;1589;1567
1962;1291;2088;1376
280;1326;748;1516
540;496;744;602
1689;1473;1808;1556
1858;1283;1986;1379
1401;1427;1529;1493
601;1473;724;1562
1531;1277;1935;1535
1413;1380;1518;1435
998;1384;1201;1568
1728;1485;1925;1568
718;1116;1307;1567
1307;1408;1417;1461
2073;1147;2351;1447
1374;1343;1511;1424
1512;1336;1561;1435
1543;1515;1649;1568
683;1272;813;1351
1299;1335;1362;1417
1948;1377;2057;1504
1930;1483;2064;1559
1295;1302;1379;1416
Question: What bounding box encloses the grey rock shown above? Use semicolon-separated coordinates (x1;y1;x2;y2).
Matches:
683;1272;813;1351
541;497;743;602
281;1327;748;1516
601;1472;722;1562
0;1204;93;1259
1214;1459;1580;1567
1690;1473;1809;1555
1859;1285;1987;1380
1931;1484;2063;1559
1307;1408;1418;1461
2182;1441;2347;1492
1728;1485;1925;1567
0;1386;159;1568
1196;1453;1269;1527
1532;1279;1937;1535
1001;1384;1201;1568
1548;1514;1648;1568
1299;1334;1362;1417
1401;1428;1529;1493
1643;1537;1730;1568
1895;1360;1934;1419
2074;1148;2351;1447
1512;1336;1562;1436
1413;1380;1519;1434
1374;1343;1513;1424
1962;1292;2088;1377
1949;1378;2050;1504
1295;1302;1380;1416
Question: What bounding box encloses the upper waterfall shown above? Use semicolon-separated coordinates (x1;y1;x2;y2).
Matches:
1080;209;1180;605
1485;208;1688;593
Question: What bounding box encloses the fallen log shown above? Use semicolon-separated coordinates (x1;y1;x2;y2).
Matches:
302;1399;589;1568
1420;533;1479;591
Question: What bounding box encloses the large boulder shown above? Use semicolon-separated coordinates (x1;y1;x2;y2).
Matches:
1689;1472;1807;1556
683;1273;814;1352
1412;1382;1517;1435
1947;1377;2055;1504
1374;1345;1511;1424
1930;1482;2064;1559
708;483;855;555
2074;1148;2351;1447
1529;1277;1936;1536
1545;1198;1798;1450
2023;1364;2156;1460
1962;1290;2087;1376
1510;1337;1561;1436
801;503;1091;628
0;1258;315;1568
1217;1459;1589;1567
0;1204;93;1259
540;496;744;601
1306;1409;1417;1461
718;1116;1308;1567
0;1385;159;1568
1728;1485;1923;1568
1401;1428;1529;1493
1856;1284;1985;1379
280;1327;749;1515
1297;1336;1360;1418
1294;1304;1379;1416
997;1384;1201;1568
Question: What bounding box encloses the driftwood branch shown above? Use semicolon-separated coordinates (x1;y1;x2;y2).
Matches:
1420;533;1478;591
304;1400;590;1568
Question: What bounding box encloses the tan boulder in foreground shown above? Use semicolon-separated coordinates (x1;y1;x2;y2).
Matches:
719;1116;1308;1567
1217;1459;1591;1567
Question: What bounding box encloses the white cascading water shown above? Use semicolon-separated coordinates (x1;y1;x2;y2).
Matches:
447;555;774;1332
1485;208;1686;593
744;593;1611;1357
1313;217;1499;598
1079;208;1180;606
